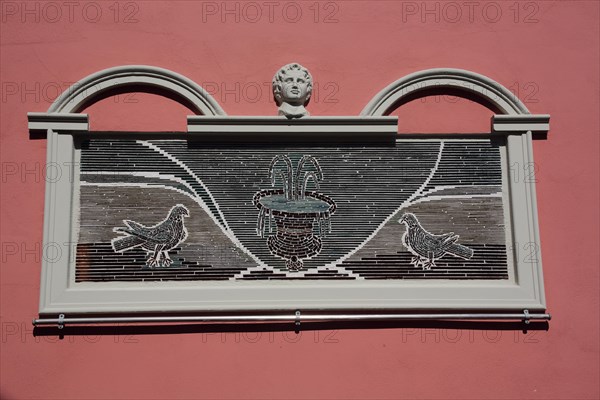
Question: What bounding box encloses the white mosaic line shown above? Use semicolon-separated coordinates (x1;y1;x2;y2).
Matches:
137;141;268;263
407;192;502;207
301;188;502;278
80;181;204;209
81;171;221;230
82;171;196;198
403;141;446;205
138;141;231;231
416;184;501;199
81;171;267;274
293;141;448;276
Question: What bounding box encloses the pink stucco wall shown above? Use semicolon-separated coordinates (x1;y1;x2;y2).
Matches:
1;1;598;399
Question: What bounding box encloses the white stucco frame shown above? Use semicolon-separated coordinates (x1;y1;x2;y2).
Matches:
28;66;549;316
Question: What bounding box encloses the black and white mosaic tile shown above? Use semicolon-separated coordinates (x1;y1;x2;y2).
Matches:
76;138;509;281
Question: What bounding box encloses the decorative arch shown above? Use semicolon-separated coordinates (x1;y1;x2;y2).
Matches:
361;68;530;116
48;65;225;116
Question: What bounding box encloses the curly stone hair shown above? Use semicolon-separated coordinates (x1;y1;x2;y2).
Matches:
272;63;313;106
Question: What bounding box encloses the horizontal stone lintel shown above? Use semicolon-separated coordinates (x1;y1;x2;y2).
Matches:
188;115;398;126
188;116;397;132
28;113;550;139
187;116;399;145
28;112;89;132
491;114;550;134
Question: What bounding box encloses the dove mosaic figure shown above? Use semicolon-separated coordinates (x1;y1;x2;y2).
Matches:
398;212;474;270
111;204;190;268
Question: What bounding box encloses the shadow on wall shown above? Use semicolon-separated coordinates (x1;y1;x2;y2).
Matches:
33;319;550;339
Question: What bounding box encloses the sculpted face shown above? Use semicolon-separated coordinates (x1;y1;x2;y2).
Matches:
280;69;310;106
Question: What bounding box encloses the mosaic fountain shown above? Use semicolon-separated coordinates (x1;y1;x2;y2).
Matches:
253;155;336;271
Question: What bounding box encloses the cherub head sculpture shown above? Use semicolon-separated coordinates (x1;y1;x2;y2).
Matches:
272;63;313;118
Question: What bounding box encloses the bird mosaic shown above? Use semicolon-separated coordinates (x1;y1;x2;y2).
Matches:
398;213;474;270
111;204;190;268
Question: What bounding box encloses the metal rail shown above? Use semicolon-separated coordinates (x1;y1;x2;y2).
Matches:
33;310;551;329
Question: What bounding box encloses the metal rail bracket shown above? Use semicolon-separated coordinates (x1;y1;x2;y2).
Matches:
58;314;65;329
295;310;301;333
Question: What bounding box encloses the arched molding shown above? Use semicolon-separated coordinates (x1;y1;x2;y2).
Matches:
47;65;225;115
361;68;530;116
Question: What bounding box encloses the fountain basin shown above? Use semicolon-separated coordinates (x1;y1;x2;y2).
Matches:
253;189;336;218
259;194;331;214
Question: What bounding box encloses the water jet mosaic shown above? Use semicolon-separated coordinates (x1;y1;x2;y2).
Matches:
76;139;509;282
